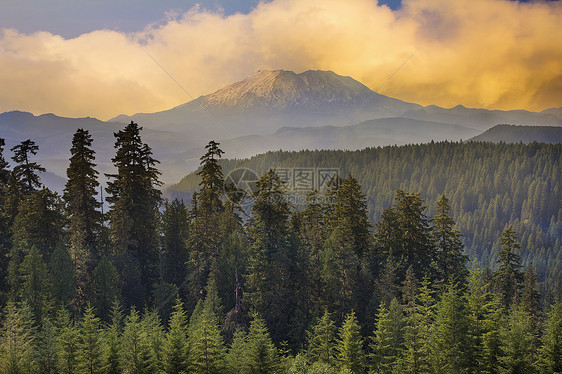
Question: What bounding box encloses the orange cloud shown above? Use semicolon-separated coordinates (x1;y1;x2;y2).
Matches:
1;0;560;120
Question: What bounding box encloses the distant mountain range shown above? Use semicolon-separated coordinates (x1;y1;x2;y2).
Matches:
1;69;561;189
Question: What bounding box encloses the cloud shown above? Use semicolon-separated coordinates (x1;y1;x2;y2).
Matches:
1;0;560;120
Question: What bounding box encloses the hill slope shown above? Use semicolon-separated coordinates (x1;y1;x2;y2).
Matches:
470;124;562;143
169;141;562;293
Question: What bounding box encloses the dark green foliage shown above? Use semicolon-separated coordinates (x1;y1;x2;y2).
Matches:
187;291;226;373
246;169;294;342
10;139;45;194
494;226;524;310
431;194;468;286
105;121;161;308
429;283;472;373
499;304;537;374
538;300;562;373
187;140;226;304
92;256;119;321
160;199;189;289
49;244;75;308
64;129;102;314
19;246;52;323
171;141;562;294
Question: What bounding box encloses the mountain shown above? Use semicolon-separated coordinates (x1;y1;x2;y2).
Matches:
470;124;562;144
3;70;561;189
402;104;562;131
203;117;479;159
111;69;422;139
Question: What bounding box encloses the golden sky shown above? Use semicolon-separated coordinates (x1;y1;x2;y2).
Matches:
1;0;561;120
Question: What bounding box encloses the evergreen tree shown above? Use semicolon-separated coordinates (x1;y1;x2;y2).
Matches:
161;199;189;288
322;176;372;322
162;298;189;374
187;293;226;373
105;121;161;308
187;140;225;303
79;304;103;374
57;308;80;374
142;309;164;373
369;298;404;374
537;300;562;373
245;314;281;374
481;293;505;374
399;277;434;374
494;226;524;310
499;304;537;374
120;308;153;374
394;190;435;282
19;246;52;323
430;194;468;285
0;138;11;302
49;244;75;308
245;169;293;342
64;128;102;314
307;309;337;366
92;256;120;321
0;302;36;374
226;329;248;374
37;317;59;374
429;282;472;373
335;311;365;374
102;300;123;374
521;265;541;326
10;139;45;194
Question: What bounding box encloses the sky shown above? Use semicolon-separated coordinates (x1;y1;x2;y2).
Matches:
0;0;560;120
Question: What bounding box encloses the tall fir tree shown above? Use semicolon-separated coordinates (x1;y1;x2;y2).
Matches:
430;194;468;286
244;314;281;374
499;304;538;374
163;298;189;374
335;310;365;374
429;282;472;373
161;199;189;289
323;176;372;323
0;138;11;302
10;139;45;194
398;277;434;374
79;304;103;374
0;301;36;374
105;121;161;308
537;299;562;374
494;225;524;310
245;169;294;342
187;140;225;304
306;309;337;366
369;298;404;374
64;129;102;314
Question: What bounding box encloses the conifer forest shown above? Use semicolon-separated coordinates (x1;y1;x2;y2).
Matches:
0;122;561;374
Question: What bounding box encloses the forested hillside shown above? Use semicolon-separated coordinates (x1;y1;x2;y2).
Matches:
469;124;562;144
0;127;561;373
170;141;562;294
